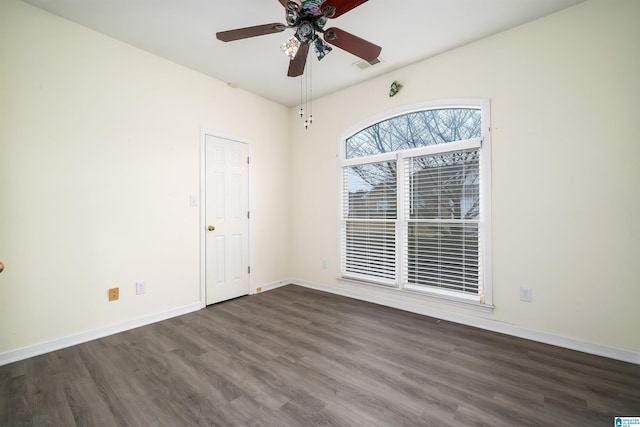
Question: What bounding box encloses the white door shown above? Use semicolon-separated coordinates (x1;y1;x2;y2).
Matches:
205;134;249;305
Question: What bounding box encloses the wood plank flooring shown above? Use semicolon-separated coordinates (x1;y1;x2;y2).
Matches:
1;284;638;426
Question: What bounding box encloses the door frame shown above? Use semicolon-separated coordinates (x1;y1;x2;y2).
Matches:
199;129;252;308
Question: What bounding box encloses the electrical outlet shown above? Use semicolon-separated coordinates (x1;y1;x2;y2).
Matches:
108;287;119;301
136;281;146;295
322;260;327;269
520;287;532;302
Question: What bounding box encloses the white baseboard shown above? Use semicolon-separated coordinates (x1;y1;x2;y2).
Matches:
4;281;637;366
253;279;289;294
289;279;639;365
0;303;202;367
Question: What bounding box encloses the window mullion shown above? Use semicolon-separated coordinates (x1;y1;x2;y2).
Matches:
396;154;405;289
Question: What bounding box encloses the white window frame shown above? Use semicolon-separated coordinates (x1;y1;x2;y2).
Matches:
338;98;493;311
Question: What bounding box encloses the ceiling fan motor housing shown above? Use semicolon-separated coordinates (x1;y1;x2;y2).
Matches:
296;21;315;42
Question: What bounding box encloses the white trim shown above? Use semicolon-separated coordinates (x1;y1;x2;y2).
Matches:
341;151;397;167
4;282;637;367
338;277;493;313
289;279;639;365
396;137;482;160
200;131;207;308
252;279;289;295
199;129;252;307
0;303;201;367
479;101;492;305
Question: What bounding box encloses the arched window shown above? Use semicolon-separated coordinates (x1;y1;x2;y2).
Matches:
340;99;492;307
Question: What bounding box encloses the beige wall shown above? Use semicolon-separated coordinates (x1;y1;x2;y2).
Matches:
0;0;291;353
1;0;638;361
290;0;640;354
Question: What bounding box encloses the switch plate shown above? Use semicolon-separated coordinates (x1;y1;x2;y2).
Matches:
189;195;198;207
136;281;146;295
520;287;532;302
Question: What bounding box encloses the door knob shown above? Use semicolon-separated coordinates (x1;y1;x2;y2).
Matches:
208;225;215;231
0;262;4;273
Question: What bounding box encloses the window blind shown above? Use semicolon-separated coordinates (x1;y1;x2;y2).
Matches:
342;163;397;285
403;149;481;294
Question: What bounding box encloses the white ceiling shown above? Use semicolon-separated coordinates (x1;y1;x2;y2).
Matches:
22;0;584;107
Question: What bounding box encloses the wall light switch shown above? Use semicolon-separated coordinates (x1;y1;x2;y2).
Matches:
189;195;198;207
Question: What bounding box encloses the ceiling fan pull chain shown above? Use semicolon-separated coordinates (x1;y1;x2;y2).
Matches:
299;73;304;118
308;53;313;126
303;74;309;129
304;56;311;129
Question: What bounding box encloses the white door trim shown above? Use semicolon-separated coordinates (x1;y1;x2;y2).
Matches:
200;129;252;308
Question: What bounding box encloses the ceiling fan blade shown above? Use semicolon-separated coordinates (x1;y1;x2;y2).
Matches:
287;42;311;77
322;0;368;18
216;23;286;42
323;27;381;61
278;0;302;8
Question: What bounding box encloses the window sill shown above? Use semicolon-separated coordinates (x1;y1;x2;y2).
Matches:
337;277;494;314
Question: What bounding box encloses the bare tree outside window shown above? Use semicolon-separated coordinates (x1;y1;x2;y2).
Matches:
343;108;483;294
346;109;481;160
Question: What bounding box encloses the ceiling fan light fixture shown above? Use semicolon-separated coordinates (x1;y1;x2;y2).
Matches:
287;0;302;11
301;0;323;17
286;11;297;26
313;37;332;60
281;36;301;59
324;29;337;41
321;5;336;18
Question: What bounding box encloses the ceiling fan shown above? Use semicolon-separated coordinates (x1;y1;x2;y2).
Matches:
216;0;382;77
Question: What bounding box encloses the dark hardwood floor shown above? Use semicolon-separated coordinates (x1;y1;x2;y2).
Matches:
1;284;638;426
